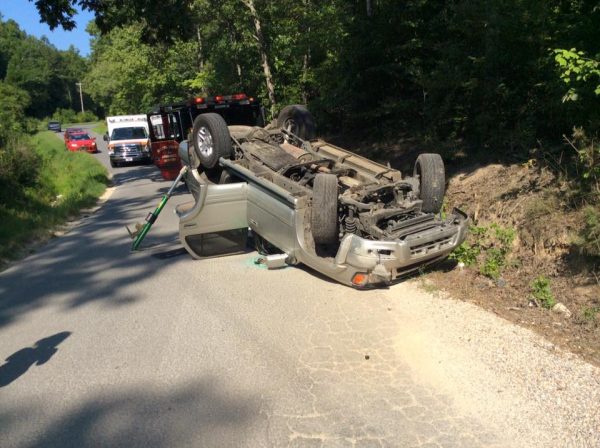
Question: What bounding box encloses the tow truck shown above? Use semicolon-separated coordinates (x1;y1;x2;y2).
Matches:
147;93;264;179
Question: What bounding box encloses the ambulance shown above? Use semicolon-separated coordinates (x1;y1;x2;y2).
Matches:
104;115;151;167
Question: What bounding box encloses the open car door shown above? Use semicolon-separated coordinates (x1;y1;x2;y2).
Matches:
177;167;249;259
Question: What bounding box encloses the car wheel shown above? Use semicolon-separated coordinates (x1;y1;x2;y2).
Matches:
414;153;445;214
218;169;241;184
191;113;232;169
110;160;117;168
277;105;316;141
311;173;338;245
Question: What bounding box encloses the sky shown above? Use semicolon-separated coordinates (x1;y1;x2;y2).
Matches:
0;1;95;56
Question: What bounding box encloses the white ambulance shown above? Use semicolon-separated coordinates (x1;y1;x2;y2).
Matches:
104;115;151;167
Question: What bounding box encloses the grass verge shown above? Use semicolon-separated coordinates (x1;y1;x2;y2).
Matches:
0;131;108;262
91;121;107;136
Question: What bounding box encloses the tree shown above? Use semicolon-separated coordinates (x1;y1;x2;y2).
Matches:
0;81;30;144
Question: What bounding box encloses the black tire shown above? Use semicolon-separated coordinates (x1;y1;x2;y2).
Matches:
191;113;232;169
414;153;445;214
277;105;316;140
311;173;338;245
218;169;240;184
110;160;117;168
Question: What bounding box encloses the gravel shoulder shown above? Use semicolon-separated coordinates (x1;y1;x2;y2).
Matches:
404;280;600;448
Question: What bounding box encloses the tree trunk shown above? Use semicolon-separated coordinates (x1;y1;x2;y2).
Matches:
195;25;204;71
227;24;244;90
366;0;373;17
242;0;277;111
302;0;311;104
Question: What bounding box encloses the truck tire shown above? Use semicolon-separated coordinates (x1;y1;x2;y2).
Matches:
414;153;445;214
277;105;316;140
311;173;338;245
191;113;232;169
218;169;241;184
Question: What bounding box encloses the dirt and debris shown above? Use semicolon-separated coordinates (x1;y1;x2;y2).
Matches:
424;162;600;366
325;132;600;366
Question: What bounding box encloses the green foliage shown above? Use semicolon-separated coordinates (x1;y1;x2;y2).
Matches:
449;242;480;266
553;49;600;102
0;131;108;260
576;207;600;258
580;306;600;325
451;223;516;279
0;136;38;204
481;248;505;280
50;108;99;124
0;17;94;118
530;276;556;309
91;121;107;135
480;225;516;279
566;127;600;196
0;80;30;145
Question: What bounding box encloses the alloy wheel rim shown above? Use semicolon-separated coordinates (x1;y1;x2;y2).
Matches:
196;126;214;157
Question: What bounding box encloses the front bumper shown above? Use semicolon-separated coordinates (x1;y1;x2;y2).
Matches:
110;153;151;163
331;209;469;287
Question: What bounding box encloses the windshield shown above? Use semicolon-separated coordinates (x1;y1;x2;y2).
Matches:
110;127;148;140
71;133;91;141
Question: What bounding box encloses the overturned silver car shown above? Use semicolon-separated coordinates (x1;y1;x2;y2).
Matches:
176;105;468;288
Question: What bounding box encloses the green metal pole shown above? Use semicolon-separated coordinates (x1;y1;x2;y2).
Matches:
131;166;188;251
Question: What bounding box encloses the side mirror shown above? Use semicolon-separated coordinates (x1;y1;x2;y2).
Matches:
103;134;108;142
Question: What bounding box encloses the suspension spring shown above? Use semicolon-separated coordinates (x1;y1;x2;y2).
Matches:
344;216;359;234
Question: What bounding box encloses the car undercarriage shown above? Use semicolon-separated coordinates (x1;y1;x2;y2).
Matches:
176;105;468;287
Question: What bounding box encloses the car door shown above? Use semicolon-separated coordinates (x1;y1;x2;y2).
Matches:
177;170;249;259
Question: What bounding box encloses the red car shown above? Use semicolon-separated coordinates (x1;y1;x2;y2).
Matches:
65;132;97;153
64;127;84;144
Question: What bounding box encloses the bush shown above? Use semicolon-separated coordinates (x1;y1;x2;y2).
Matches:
0;81;30;145
530;276;556;309
567;127;599;196
0;131;108;261
0;137;38;203
449;242;480;266
50;108;98;125
450;223;516;279
577;206;600;258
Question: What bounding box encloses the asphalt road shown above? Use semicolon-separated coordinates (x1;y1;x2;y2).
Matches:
1;126;599;448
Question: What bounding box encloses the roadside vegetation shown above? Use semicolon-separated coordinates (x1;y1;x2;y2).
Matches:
0;131;108;263
91;121;107;136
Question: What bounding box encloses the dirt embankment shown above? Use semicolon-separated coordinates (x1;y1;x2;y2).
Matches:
326;132;599;365
428;162;600;366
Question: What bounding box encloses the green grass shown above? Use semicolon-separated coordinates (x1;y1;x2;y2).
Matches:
0;131;108;261
91;121;107;136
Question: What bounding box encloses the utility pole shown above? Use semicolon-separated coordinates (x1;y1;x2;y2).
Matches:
75;82;84;114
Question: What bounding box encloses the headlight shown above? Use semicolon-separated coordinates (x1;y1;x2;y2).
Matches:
143;143;150;152
108;145;114;154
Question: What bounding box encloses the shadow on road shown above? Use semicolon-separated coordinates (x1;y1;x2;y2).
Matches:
0;164;191;329
0;332;71;387
112;165;164;186
1;378;262;448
